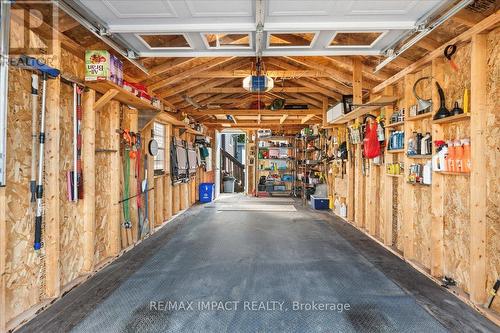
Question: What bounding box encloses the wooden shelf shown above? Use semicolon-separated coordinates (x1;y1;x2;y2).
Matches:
386;149;405;154
407;112;432;121
385;121;404;128
386;174;403;178
434;171;471;176
407;154;432;159
86;80;162;112
433;113;470;125
407;182;431;186
329;95;398;124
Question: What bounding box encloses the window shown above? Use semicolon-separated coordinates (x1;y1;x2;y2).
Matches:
138;34;191;49
329;32;383;47
153;122;166;174
203;33;251;48
268;33;316;47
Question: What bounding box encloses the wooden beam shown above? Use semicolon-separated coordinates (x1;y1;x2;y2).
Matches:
149;57;236;91
451;9;486;27
193;69;331;78
143;57;195;80
322;96;328;127
0;187;6;333
417;36;441;51
82;89;96;273
185;108;323;116
44;37;61;299
430;62;444;276
154;177;164;226
301;114;315;124
352;58;365;229
94;89;119;111
285;56;376;90
469;33;488;304
372;11;500;93
280;114;288;124
198;87;319;94
107;101;121;256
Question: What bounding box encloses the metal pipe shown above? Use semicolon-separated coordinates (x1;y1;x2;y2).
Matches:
374;0;474;72
54;0;149;75
0;1;11;186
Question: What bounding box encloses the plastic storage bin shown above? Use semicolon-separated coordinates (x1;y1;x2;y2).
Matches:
199;183;215;203
223;176;236;193
310;195;330;210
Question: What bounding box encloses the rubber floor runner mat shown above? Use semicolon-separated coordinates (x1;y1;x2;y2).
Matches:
70;210;447;333
217;204;297;212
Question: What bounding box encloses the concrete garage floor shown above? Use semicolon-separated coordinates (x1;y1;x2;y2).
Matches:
20;195;498;332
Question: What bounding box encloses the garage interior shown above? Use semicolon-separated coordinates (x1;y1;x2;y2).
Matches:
0;0;499;332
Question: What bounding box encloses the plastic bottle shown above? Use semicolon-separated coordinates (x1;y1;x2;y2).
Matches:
462;138;471;173
340;203;347;218
446;140;455;172
454;140;464;172
423;161;432;184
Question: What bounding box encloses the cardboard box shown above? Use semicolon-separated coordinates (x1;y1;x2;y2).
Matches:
85;50;110;81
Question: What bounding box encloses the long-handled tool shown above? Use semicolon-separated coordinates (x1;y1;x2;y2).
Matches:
142;154;150;236
67;83;83;201
18;56;60;250
35;70;59;250
30;74;38;204
485;279;500;309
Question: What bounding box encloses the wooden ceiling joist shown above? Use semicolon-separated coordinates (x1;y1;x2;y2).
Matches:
149;57;236;91
185;109;323;116
143;57;196;81
192;69;331;78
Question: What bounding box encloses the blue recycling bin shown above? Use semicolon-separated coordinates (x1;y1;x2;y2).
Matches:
199;183;215;203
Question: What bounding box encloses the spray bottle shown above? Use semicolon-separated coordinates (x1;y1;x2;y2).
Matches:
462;138;471;173
446;140;455;172
433;140;447;172
454;139;464;172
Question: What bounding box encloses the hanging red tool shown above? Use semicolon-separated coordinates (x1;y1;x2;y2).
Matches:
363;116;381;159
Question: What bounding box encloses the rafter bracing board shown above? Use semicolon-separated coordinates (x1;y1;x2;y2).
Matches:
172;78;239;101
280;114;288;124
198;87;320;94
94;89;119;111
301;114;315;124
149;57;236;91
451;9;486;27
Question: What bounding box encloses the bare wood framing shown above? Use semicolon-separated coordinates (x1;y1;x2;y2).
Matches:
107;101;121;256
82;89;96;273
372;11;500;93
185;109;323;116
94;89;118;112
44;40;62;298
469;33;488;304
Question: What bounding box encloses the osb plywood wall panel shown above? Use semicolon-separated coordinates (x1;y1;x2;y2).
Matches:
486;27;500;313
59;51;85;286
412;186;432;269
5;68;44;321
59;84;84;286
441;43;471;293
94;108;111;265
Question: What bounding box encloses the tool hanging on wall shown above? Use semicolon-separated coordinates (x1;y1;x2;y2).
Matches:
444;44;459;71
141;154;150;238
413;76;433;114
67;83;83;201
20;56;61;250
122;129;133;230
485;279;500;309
30;74;38;205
